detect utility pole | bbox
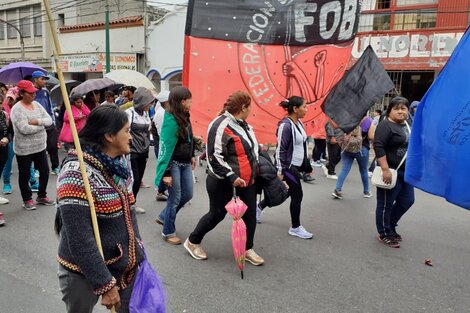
[105,0,111,73]
[0,18,25,61]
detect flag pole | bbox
[42,1,115,312]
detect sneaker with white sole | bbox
[321,165,328,176]
[134,206,146,214]
[312,161,323,168]
[156,192,168,201]
[184,238,208,260]
[326,174,338,180]
[245,249,264,265]
[0,196,9,205]
[363,192,373,198]
[0,212,5,226]
[23,200,37,211]
[288,225,313,239]
[36,197,55,205]
[332,189,343,199]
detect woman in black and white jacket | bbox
[275,96,313,239]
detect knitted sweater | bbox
[56,151,143,295]
[10,101,52,155]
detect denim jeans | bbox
[153,145,167,194]
[375,171,415,236]
[335,146,370,193]
[3,142,14,184]
[158,161,193,236]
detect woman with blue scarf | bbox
[55,105,144,312]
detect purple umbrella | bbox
[0,62,46,85]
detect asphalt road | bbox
[0,151,469,313]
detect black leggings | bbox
[189,175,257,250]
[312,139,326,162]
[131,153,148,199]
[16,150,49,201]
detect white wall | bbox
[58,26,145,54]
[146,7,186,81]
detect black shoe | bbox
[377,235,400,248]
[303,174,315,183]
[391,230,402,242]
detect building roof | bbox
[59,16,144,33]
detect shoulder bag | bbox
[371,121,410,189]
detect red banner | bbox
[184,0,360,143]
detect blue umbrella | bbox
[0,62,46,85]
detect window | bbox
[396,0,437,6]
[168,73,182,90]
[359,13,391,32]
[376,0,391,10]
[394,10,437,30]
[33,5,42,37]
[58,13,65,27]
[149,71,161,93]
[0,23,4,40]
[20,7,31,38]
[7,23,18,39]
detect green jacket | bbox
[154,111,178,186]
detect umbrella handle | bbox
[233,187,237,199]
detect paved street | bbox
[0,151,469,313]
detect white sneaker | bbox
[0,196,9,205]
[321,165,328,177]
[256,203,263,224]
[326,174,338,180]
[288,225,313,239]
[312,161,322,168]
[134,206,146,214]
[363,192,373,198]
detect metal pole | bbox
[41,0,115,312]
[0,18,25,61]
[105,0,111,73]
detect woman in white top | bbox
[273,96,314,239]
[10,80,54,210]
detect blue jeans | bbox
[153,145,167,194]
[335,146,370,193]
[3,142,14,184]
[375,171,415,236]
[158,161,193,236]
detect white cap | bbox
[156,90,170,103]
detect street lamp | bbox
[0,18,25,61]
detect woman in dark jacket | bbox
[184,91,264,266]
[274,96,313,239]
[154,86,195,245]
[55,105,144,312]
[374,96,414,248]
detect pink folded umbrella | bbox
[225,187,248,279]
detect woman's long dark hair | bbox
[167,86,192,139]
[79,105,129,151]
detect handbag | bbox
[129,249,166,313]
[371,121,410,190]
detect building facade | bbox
[354,0,470,106]
[0,0,165,79]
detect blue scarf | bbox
[85,147,129,180]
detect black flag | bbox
[322,46,394,133]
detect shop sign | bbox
[352,31,464,69]
[55,53,137,72]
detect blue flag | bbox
[405,26,470,210]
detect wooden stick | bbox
[42,1,115,312]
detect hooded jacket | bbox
[275,117,312,176]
